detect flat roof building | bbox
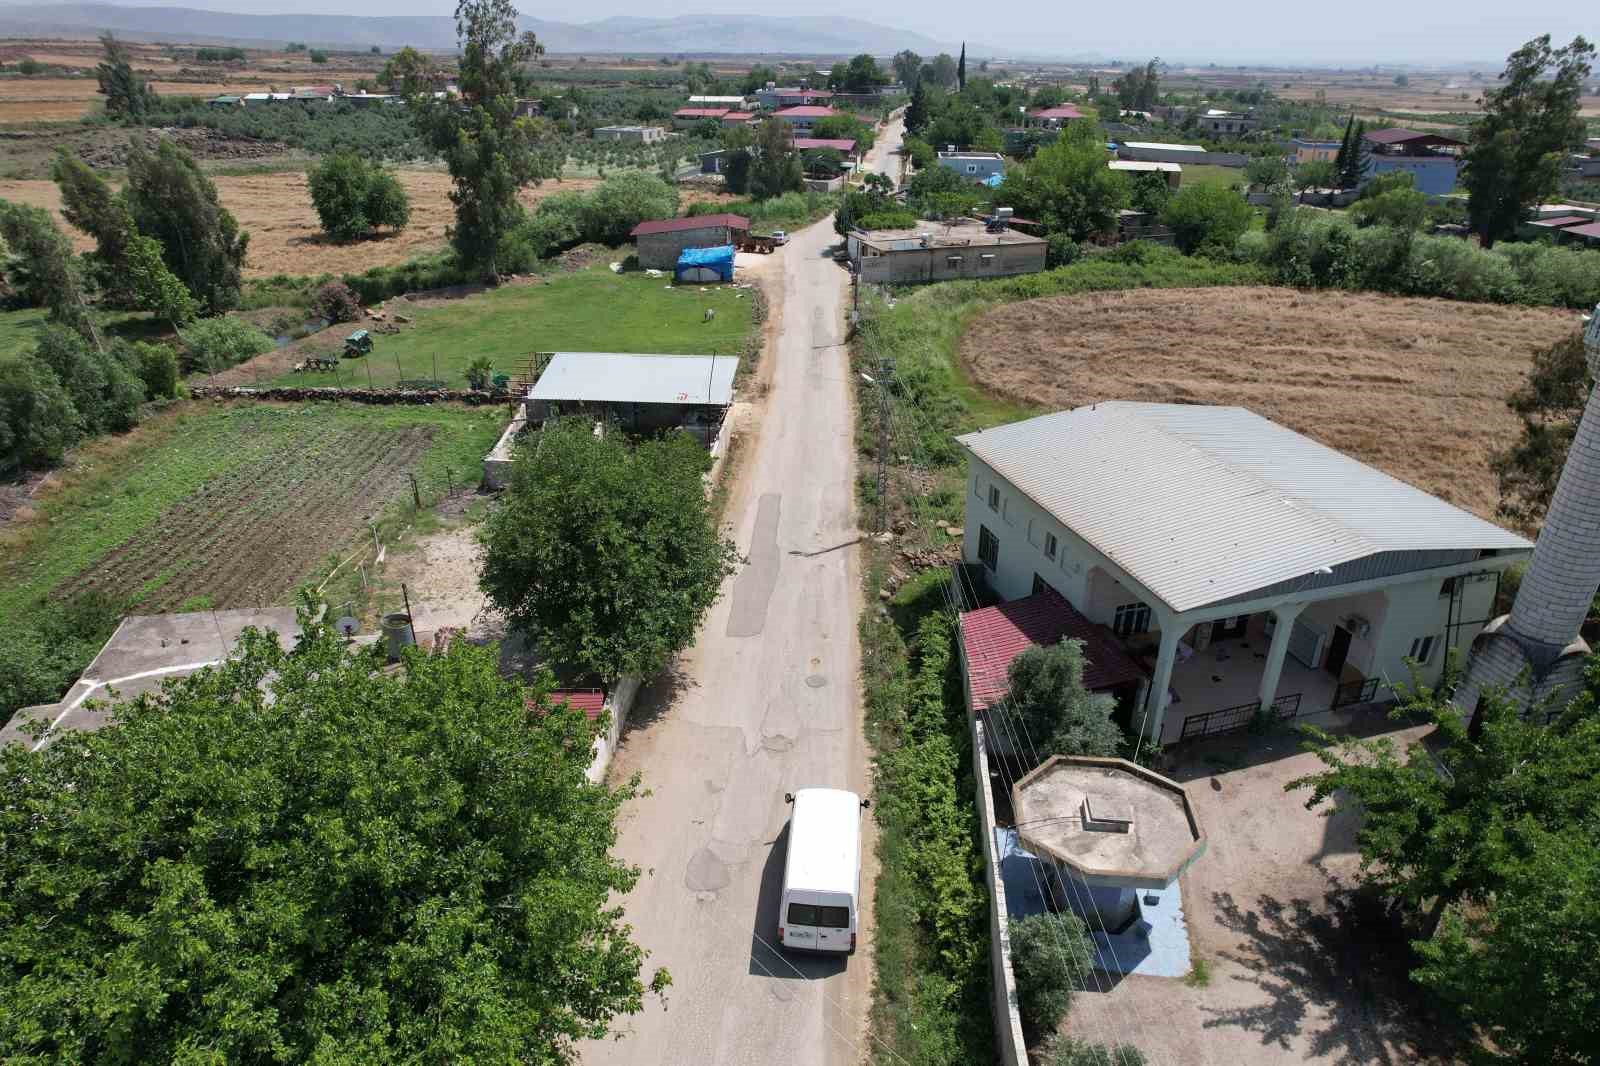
[849,220,1047,284]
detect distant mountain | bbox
[0,3,951,55]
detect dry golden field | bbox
[959,287,1586,522]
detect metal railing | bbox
[1178,692,1304,742]
[1331,677,1381,708]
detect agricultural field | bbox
[957,286,1584,523]
[230,263,755,388]
[1176,163,1244,190]
[0,401,504,618]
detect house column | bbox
[1142,622,1184,745]
[1257,603,1307,710]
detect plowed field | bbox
[958,286,1583,522]
[0,402,504,616]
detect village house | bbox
[753,86,834,109]
[1290,138,1341,164]
[1194,108,1258,135]
[687,95,749,108]
[673,107,730,129]
[956,403,1532,747]
[525,352,738,447]
[1108,159,1182,190]
[594,125,667,143]
[720,111,757,129]
[937,150,1006,183]
[1361,128,1465,196]
[629,213,750,270]
[1026,104,1084,128]
[849,219,1047,284]
[770,105,836,131]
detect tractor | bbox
[343,329,373,358]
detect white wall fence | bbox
[971,715,1029,1066]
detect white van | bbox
[779,788,867,953]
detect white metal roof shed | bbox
[529,352,739,407]
[1108,160,1183,173]
[1120,141,1205,152]
[957,402,1531,613]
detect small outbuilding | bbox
[527,352,739,448]
[850,219,1047,284]
[630,214,751,270]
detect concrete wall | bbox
[858,240,1046,284]
[803,174,846,193]
[587,673,642,784]
[482,401,529,490]
[967,708,1029,1066]
[937,155,1005,181]
[595,126,665,143]
[1364,156,1459,197]
[635,225,737,270]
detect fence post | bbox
[409,473,421,510]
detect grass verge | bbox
[862,560,994,1064]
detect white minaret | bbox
[1456,304,1600,718]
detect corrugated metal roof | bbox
[793,137,857,152]
[960,589,1145,711]
[529,352,738,406]
[1565,222,1600,239]
[1121,140,1204,152]
[1108,160,1182,172]
[1529,215,1591,228]
[957,403,1531,613]
[630,213,750,237]
[773,105,836,117]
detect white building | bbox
[957,403,1533,746]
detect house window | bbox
[945,255,963,269]
[1032,573,1059,598]
[980,253,996,268]
[1113,602,1151,637]
[1409,635,1437,663]
[1044,532,1058,560]
[966,163,978,174]
[1440,576,1457,598]
[987,485,1001,512]
[978,525,1000,572]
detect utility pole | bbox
[864,358,894,534]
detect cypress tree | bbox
[957,43,966,92]
[1332,114,1354,188]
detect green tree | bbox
[1464,35,1595,247]
[581,171,678,245]
[95,32,155,118]
[380,44,439,96]
[1332,114,1356,187]
[415,0,549,282]
[0,199,94,340]
[309,48,329,64]
[749,117,802,201]
[0,614,666,1062]
[1009,911,1093,1030]
[1348,174,1428,230]
[812,112,874,152]
[996,124,1131,242]
[1128,171,1171,215]
[905,80,935,135]
[31,325,143,434]
[1290,658,1600,1062]
[0,355,81,474]
[479,418,739,681]
[1245,154,1290,189]
[956,42,966,92]
[1162,183,1253,255]
[0,595,118,724]
[741,63,777,93]
[832,53,888,94]
[1007,641,1124,759]
[52,150,198,324]
[1295,158,1337,190]
[308,151,412,240]
[925,53,959,90]
[1338,120,1370,188]
[904,162,981,219]
[1491,330,1587,526]
[123,137,249,314]
[892,49,922,88]
[127,339,180,399]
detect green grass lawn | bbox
[0,401,504,619]
[1181,164,1247,191]
[270,265,755,388]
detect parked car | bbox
[770,230,789,245]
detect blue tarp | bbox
[675,244,735,282]
[982,173,1004,188]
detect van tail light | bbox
[851,933,857,951]
[778,926,785,941]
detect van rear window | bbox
[787,903,850,928]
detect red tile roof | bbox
[1363,127,1464,147]
[549,689,607,720]
[774,105,836,118]
[1029,105,1084,120]
[1566,222,1600,240]
[721,111,756,121]
[630,213,752,238]
[675,107,730,119]
[793,137,857,152]
[959,589,1145,712]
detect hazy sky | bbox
[111,0,1594,65]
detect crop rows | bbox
[54,420,434,611]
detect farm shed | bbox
[957,402,1532,747]
[594,125,666,143]
[629,214,751,270]
[1108,159,1182,190]
[675,244,735,283]
[527,352,739,449]
[850,220,1046,284]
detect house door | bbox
[1325,625,1353,678]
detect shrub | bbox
[32,326,144,435]
[1009,910,1093,1031]
[307,153,411,240]
[311,279,362,323]
[1043,1037,1149,1066]
[309,49,328,64]
[342,254,468,304]
[0,595,121,727]
[127,341,180,399]
[580,172,678,246]
[0,355,81,475]
[178,316,273,374]
[1045,233,1082,268]
[465,356,494,390]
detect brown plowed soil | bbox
[958,286,1583,522]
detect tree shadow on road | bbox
[617,663,698,745]
[748,822,847,981]
[1201,878,1462,1066]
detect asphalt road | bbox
[583,118,904,1066]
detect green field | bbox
[1180,164,1247,190]
[270,266,755,388]
[0,401,504,619]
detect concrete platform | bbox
[0,608,302,750]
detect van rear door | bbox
[783,897,853,953]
